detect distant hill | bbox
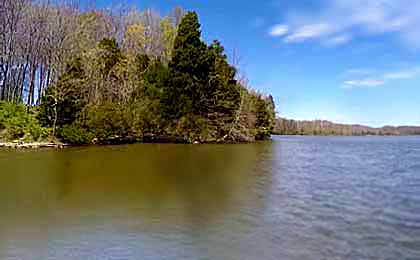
[273,118,420,136]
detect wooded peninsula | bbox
[1,1,418,147]
[0,1,275,145]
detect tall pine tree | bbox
[162,11,211,120]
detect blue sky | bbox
[97,0,420,127]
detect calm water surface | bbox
[0,136,419,260]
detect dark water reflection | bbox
[0,137,420,259]
[0,143,274,260]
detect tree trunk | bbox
[0,62,9,101]
[37,64,44,105]
[27,63,36,107]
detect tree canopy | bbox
[0,2,275,144]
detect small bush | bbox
[0,102,49,142]
[58,124,93,145]
[173,114,212,143]
[81,103,132,141]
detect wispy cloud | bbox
[384,67,420,79]
[343,79,385,88]
[268,24,288,36]
[268,0,420,48]
[343,66,420,89]
[346,69,375,75]
[284,23,333,43]
[324,35,352,46]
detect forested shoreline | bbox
[274,118,420,136]
[0,1,275,145]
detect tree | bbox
[201,40,242,139]
[207,40,240,116]
[38,57,87,134]
[4,4,277,144]
[83,37,124,104]
[0,0,27,102]
[254,95,275,140]
[159,17,176,63]
[162,11,210,120]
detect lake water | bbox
[0,136,419,260]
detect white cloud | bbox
[323,35,352,46]
[384,68,420,79]
[268,24,288,36]
[346,69,375,75]
[284,23,333,42]
[269,0,420,48]
[343,66,420,89]
[343,79,385,88]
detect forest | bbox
[274,118,420,136]
[0,0,275,144]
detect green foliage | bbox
[0,102,49,141]
[58,124,93,145]
[97,38,123,76]
[173,114,210,143]
[161,11,242,141]
[2,4,277,145]
[35,11,276,144]
[129,99,162,137]
[207,40,240,119]
[254,95,276,140]
[160,17,177,62]
[143,59,168,98]
[163,11,211,120]
[38,57,87,128]
[134,54,151,75]
[80,103,132,141]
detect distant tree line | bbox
[0,1,275,144]
[274,118,420,136]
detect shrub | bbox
[58,124,93,145]
[0,102,49,142]
[81,103,132,141]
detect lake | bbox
[0,136,419,260]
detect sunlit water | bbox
[0,136,419,260]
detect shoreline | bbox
[0,136,264,149]
[0,142,69,149]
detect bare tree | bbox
[0,0,28,102]
[0,0,179,105]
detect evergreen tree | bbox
[207,40,240,118]
[162,11,210,120]
[38,57,87,129]
[97,38,123,77]
[255,94,276,140]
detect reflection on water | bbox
[0,143,274,260]
[1,137,420,260]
